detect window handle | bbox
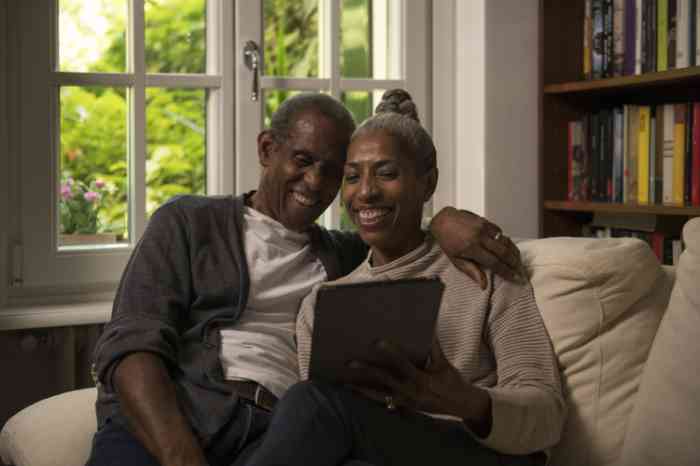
[243,40,261,101]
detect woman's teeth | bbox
[358,208,390,223]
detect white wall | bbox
[433,0,540,239]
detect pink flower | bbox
[83,191,100,203]
[61,184,73,200]
[94,179,105,189]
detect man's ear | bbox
[257,130,278,167]
[423,167,438,202]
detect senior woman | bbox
[239,90,565,466]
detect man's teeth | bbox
[292,192,317,206]
[358,208,390,220]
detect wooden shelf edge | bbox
[544,201,700,216]
[544,67,700,94]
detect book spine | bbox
[663,104,676,203]
[659,0,670,71]
[672,239,683,265]
[591,113,601,200]
[605,0,615,76]
[649,109,657,202]
[673,103,687,204]
[638,106,651,203]
[690,0,697,65]
[585,0,593,78]
[593,0,605,78]
[678,0,690,67]
[568,122,575,200]
[696,0,700,64]
[600,111,609,201]
[636,0,644,73]
[655,104,665,203]
[625,0,638,74]
[651,231,665,261]
[663,236,674,264]
[614,0,627,75]
[693,102,700,205]
[608,111,615,200]
[642,0,650,72]
[628,106,640,202]
[574,121,586,201]
[669,0,678,68]
[651,0,658,71]
[614,107,625,202]
[583,115,592,200]
[685,103,694,204]
[623,105,631,201]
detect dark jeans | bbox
[85,401,272,466]
[242,380,547,466]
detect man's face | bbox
[257,109,348,232]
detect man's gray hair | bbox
[270,93,356,144]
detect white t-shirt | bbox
[219,206,327,398]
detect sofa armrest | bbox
[0,388,97,466]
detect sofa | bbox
[2,218,698,466]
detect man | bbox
[87,93,522,466]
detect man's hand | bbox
[429,207,524,289]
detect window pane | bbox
[341,0,402,79]
[145,0,206,74]
[146,88,207,217]
[59,0,127,72]
[59,86,129,247]
[263,0,320,77]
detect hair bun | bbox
[375,89,419,123]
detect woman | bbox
[241,90,565,466]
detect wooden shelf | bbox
[544,201,700,216]
[544,67,700,95]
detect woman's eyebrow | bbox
[345,159,395,169]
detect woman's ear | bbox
[423,167,438,203]
[257,130,277,167]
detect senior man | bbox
[87,93,522,466]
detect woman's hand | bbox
[429,207,524,289]
[347,339,492,436]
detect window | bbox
[235,0,430,230]
[7,0,233,300]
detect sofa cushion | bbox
[0,388,97,466]
[621,218,700,466]
[518,237,671,466]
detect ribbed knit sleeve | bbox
[296,284,320,381]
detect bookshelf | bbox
[541,0,700,238]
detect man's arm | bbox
[114,353,208,466]
[429,207,524,289]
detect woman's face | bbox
[342,130,430,265]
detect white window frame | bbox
[5,0,234,306]
[235,0,431,229]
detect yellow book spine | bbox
[638,107,651,204]
[673,105,686,204]
[658,0,669,72]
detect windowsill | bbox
[0,301,112,331]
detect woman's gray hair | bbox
[352,89,436,175]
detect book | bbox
[673,103,686,204]
[582,115,593,200]
[626,105,641,203]
[614,0,627,75]
[696,0,700,64]
[658,0,669,71]
[690,0,697,65]
[638,106,652,203]
[569,122,576,200]
[693,102,700,205]
[585,0,593,78]
[636,0,644,73]
[623,106,631,201]
[625,0,638,74]
[672,239,684,264]
[651,231,665,261]
[591,112,601,200]
[649,109,657,202]
[677,0,690,67]
[650,0,658,71]
[663,104,675,203]
[614,108,625,202]
[685,103,693,204]
[654,105,665,203]
[605,0,615,76]
[593,0,605,78]
[603,110,614,201]
[669,0,678,68]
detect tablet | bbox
[308,276,445,384]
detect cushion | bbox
[518,237,672,466]
[0,388,97,466]
[621,218,700,466]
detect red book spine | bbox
[651,232,665,262]
[568,122,575,201]
[693,102,700,206]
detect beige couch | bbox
[2,218,698,466]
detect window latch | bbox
[243,40,261,101]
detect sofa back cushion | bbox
[620,218,700,466]
[518,237,672,466]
